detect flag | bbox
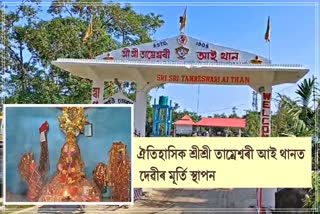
[265,16,271,42]
[83,16,94,42]
[39,121,49,143]
[179,7,187,33]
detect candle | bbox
[63,190,69,198]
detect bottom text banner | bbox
[133,137,312,188]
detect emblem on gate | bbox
[175,46,189,59]
[250,56,263,64]
[103,52,114,60]
[177,34,188,46]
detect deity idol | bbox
[18,121,49,201]
[17,107,130,203]
[92,142,131,202]
[56,135,85,185]
[37,107,101,202]
[108,142,131,202]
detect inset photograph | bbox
[3,105,133,205]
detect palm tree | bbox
[275,77,320,209]
[274,77,319,137]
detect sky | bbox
[129,1,319,116]
[3,1,319,117]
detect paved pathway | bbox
[84,188,257,213]
[11,188,258,213]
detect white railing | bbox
[54,58,305,69]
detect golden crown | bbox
[58,107,88,137]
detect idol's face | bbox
[62,144,77,158]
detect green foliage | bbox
[145,95,154,137]
[304,172,320,209]
[243,111,260,137]
[2,1,318,142]
[213,113,227,118]
[273,77,318,137]
[172,110,202,124]
[243,77,319,138]
[2,0,164,104]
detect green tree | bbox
[145,95,155,137]
[172,109,201,124]
[274,77,319,137]
[243,111,260,137]
[304,172,320,209]
[213,113,227,118]
[2,0,164,104]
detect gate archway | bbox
[52,33,309,211]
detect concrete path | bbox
[84,188,257,213]
[11,188,258,213]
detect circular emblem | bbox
[177,48,187,58]
[175,47,189,59]
[177,34,188,46]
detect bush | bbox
[311,138,319,169]
[304,172,320,209]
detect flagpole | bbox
[268,40,271,62]
[258,16,271,214]
[197,84,200,113]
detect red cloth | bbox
[39,121,49,133]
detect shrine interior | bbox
[5,106,132,203]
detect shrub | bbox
[304,172,320,209]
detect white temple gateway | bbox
[52,33,309,211]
